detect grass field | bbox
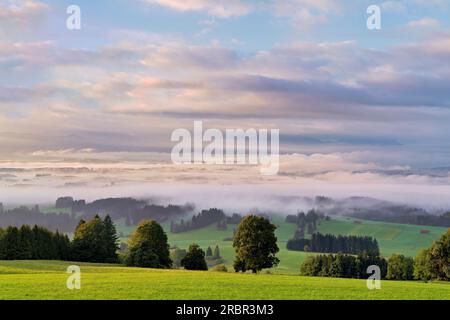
[115,215,448,275]
[0,260,449,300]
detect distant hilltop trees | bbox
[170,210,249,234]
[347,210,450,228]
[0,197,196,232]
[170,208,226,233]
[56,196,86,213]
[285,209,324,237]
[55,197,194,224]
[285,209,380,255]
[0,204,79,232]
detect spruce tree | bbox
[103,215,119,263]
[206,246,213,258]
[213,245,221,259]
[18,225,33,259]
[4,227,21,259]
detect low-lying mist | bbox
[2,182,450,215]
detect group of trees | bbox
[300,253,388,279]
[55,197,86,213]
[0,209,281,274]
[170,208,226,233]
[129,215,280,274]
[124,204,194,226]
[125,220,211,271]
[0,214,119,263]
[287,233,380,256]
[387,254,414,280]
[0,197,194,234]
[206,245,221,260]
[286,210,324,238]
[70,215,119,263]
[129,215,281,274]
[414,228,450,281]
[0,225,70,260]
[300,229,450,281]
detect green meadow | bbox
[0,260,449,300]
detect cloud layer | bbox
[1,1,450,206]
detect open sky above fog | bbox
[1,0,450,207]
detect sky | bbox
[1,0,450,208]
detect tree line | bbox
[287,233,379,256]
[0,215,119,263]
[347,210,450,228]
[0,225,71,260]
[300,253,416,280]
[300,228,450,281]
[300,253,388,279]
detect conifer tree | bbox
[206,246,213,258]
[213,245,221,259]
[103,215,119,263]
